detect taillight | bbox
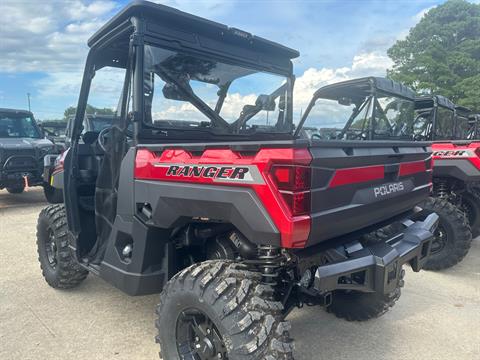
[270,165,311,216]
[475,147,480,158]
[271,165,311,191]
[53,149,68,173]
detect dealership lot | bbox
[0,188,479,360]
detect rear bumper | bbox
[313,212,438,295]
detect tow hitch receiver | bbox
[314,213,439,295]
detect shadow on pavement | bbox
[0,188,47,210]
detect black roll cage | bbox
[295,77,415,140]
[64,3,298,238]
[414,95,461,141]
[71,22,297,143]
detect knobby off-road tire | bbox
[156,260,294,360]
[326,229,405,321]
[327,283,403,321]
[421,197,472,270]
[6,184,25,194]
[462,189,480,238]
[43,183,63,204]
[36,204,88,289]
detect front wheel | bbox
[420,197,472,270]
[36,204,88,288]
[156,261,294,360]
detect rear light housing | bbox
[270,164,311,216]
[475,147,480,158]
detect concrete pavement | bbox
[0,188,479,360]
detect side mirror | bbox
[256,94,276,111]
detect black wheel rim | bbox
[431,224,447,254]
[45,227,58,268]
[176,308,228,360]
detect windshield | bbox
[412,109,434,141]
[42,125,67,137]
[0,113,41,138]
[434,107,454,140]
[300,91,415,140]
[143,45,292,135]
[87,116,113,132]
[455,115,470,140]
[467,117,478,140]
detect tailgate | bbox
[307,140,432,246]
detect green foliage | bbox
[63,104,114,120]
[387,0,480,111]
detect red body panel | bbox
[432,142,480,171]
[329,165,385,188]
[135,148,312,248]
[135,147,431,248]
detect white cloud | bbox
[293,51,392,113]
[0,1,117,73]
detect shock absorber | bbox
[257,245,283,287]
[434,179,449,199]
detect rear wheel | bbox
[36,204,88,288]
[327,283,402,321]
[6,184,25,194]
[156,261,294,360]
[327,228,405,321]
[421,197,472,270]
[43,183,63,204]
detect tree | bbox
[63,104,114,120]
[387,0,480,111]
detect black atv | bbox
[36,2,438,359]
[0,108,57,197]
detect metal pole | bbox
[27,93,31,112]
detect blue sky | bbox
[0,0,454,120]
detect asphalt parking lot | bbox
[0,188,479,360]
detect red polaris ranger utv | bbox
[36,2,438,359]
[414,96,476,269]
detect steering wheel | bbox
[97,126,112,153]
[311,133,322,140]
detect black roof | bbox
[455,105,471,116]
[415,95,455,111]
[0,108,33,116]
[315,77,416,102]
[88,1,299,60]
